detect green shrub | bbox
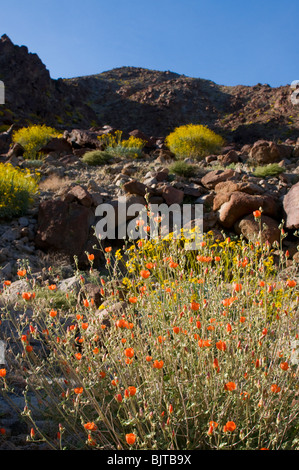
[12,124,62,160]
[0,163,39,219]
[165,124,225,160]
[169,160,195,177]
[81,150,112,166]
[253,163,285,178]
[97,131,145,159]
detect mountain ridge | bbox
[0,34,298,143]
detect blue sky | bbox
[1,0,298,87]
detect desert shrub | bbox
[97,131,145,159]
[169,160,195,177]
[81,150,112,166]
[12,124,62,160]
[165,124,225,160]
[0,216,298,450]
[0,163,39,219]
[253,163,285,178]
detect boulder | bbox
[39,137,73,154]
[35,199,95,257]
[62,185,93,207]
[213,180,265,211]
[218,192,279,228]
[234,214,281,245]
[158,183,185,205]
[249,140,293,165]
[123,180,156,197]
[200,169,239,189]
[283,181,299,229]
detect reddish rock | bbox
[217,150,239,165]
[283,181,299,229]
[123,180,156,197]
[249,140,293,164]
[62,185,93,207]
[158,183,185,205]
[200,169,239,189]
[218,192,279,228]
[35,200,95,256]
[39,137,73,154]
[213,180,265,211]
[234,214,281,245]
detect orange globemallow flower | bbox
[224,381,236,391]
[0,369,7,378]
[22,292,35,301]
[128,386,137,396]
[87,253,95,261]
[83,422,97,431]
[223,421,236,432]
[50,309,57,318]
[207,421,218,435]
[190,301,200,311]
[286,279,296,288]
[153,360,164,369]
[17,269,27,277]
[105,247,112,253]
[74,387,83,395]
[173,326,180,334]
[233,283,242,292]
[280,362,289,371]
[216,340,227,351]
[129,296,138,304]
[124,348,134,358]
[271,384,281,393]
[253,210,261,218]
[140,269,150,279]
[125,433,136,445]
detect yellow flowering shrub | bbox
[97,131,145,158]
[12,124,62,160]
[0,163,39,218]
[165,124,225,160]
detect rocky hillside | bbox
[1,34,299,143]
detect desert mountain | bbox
[0,33,298,143]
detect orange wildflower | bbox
[271,384,281,393]
[253,210,261,218]
[74,387,83,395]
[0,369,7,378]
[216,340,227,351]
[153,360,164,369]
[125,433,136,445]
[223,421,236,432]
[124,348,134,358]
[224,381,236,391]
[140,269,150,279]
[83,422,97,431]
[286,279,296,288]
[17,269,26,277]
[280,362,289,371]
[190,301,200,311]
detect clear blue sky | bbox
[1,0,298,87]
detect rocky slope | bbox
[1,34,299,143]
